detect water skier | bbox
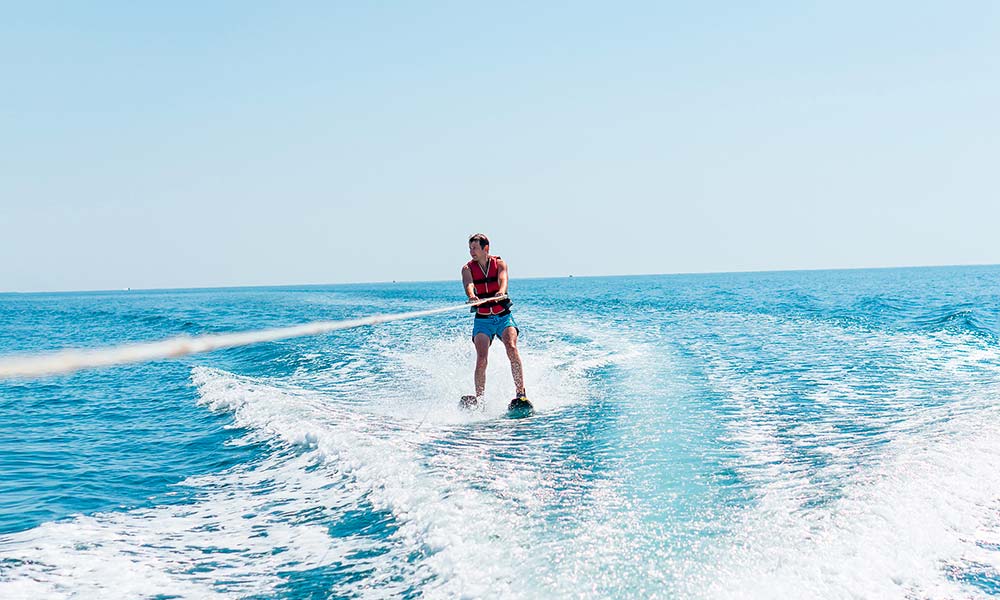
[461,233,533,414]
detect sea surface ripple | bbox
[2,266,1000,598]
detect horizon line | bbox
[2,261,997,296]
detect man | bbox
[461,233,533,413]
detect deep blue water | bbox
[2,266,1000,598]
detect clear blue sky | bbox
[2,2,998,292]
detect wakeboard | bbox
[506,396,535,419]
[459,395,480,409]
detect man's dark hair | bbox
[468,233,490,249]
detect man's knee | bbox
[474,333,491,349]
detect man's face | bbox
[469,241,488,261]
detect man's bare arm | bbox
[496,259,509,296]
[461,265,477,300]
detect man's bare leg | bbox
[474,333,491,397]
[500,327,525,397]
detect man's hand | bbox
[466,296,480,304]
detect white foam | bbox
[189,366,580,598]
[0,446,364,598]
[681,311,1000,598]
[706,396,1000,599]
[286,309,638,425]
[0,317,638,598]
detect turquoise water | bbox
[2,267,1000,598]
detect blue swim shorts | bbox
[472,312,519,342]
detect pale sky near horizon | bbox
[2,2,998,292]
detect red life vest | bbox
[468,256,513,316]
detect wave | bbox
[0,317,644,598]
[0,367,541,598]
[674,310,1000,598]
[910,303,995,339]
[851,294,918,316]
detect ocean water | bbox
[2,266,1000,599]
